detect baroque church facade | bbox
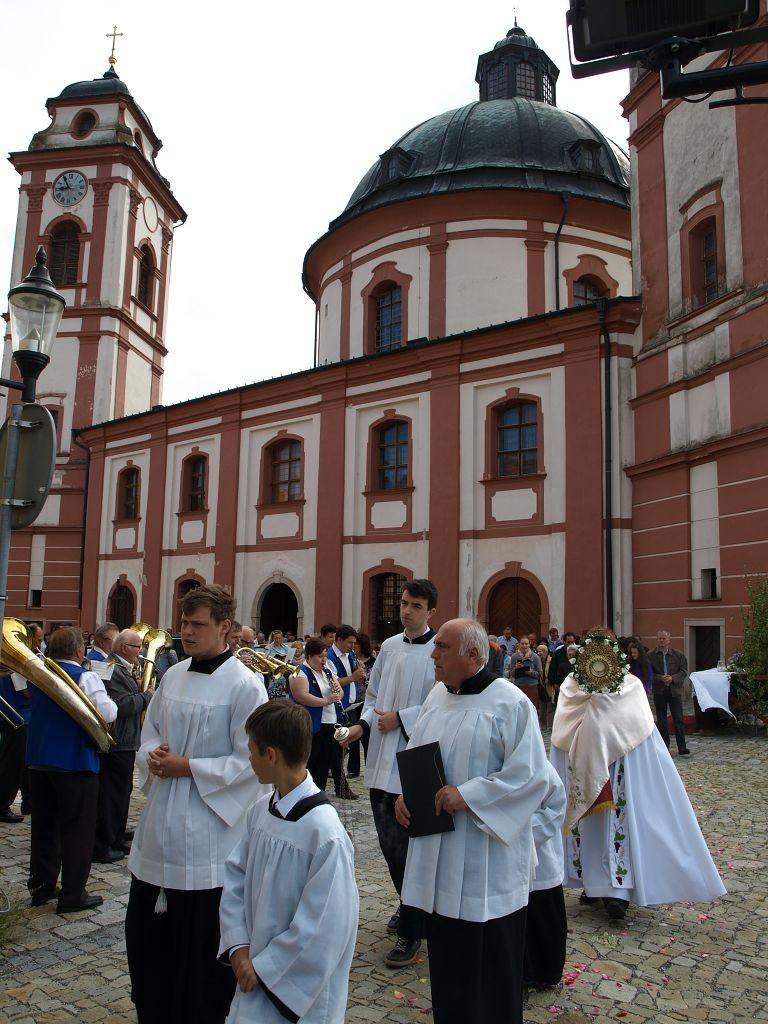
[3,24,767,666]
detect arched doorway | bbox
[108,583,135,630]
[487,577,542,640]
[370,572,408,643]
[259,583,298,638]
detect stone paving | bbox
[0,732,766,1023]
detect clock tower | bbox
[1,60,186,628]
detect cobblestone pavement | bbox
[0,732,766,1023]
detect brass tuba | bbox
[1,618,114,753]
[130,623,172,691]
[236,647,301,679]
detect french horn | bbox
[1,618,114,752]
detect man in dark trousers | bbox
[649,630,691,755]
[93,629,152,863]
[27,627,118,912]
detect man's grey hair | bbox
[656,629,671,638]
[112,629,141,655]
[457,620,490,664]
[94,622,118,644]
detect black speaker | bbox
[568,0,760,60]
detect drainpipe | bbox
[313,302,320,368]
[596,297,615,631]
[554,192,571,311]
[71,430,91,617]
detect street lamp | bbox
[0,247,64,620]
[6,247,65,402]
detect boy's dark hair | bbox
[181,584,236,625]
[245,700,312,767]
[335,624,357,642]
[402,578,438,610]
[49,627,85,660]
[319,623,337,638]
[304,637,326,659]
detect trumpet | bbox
[0,618,113,752]
[236,647,301,679]
[130,622,173,691]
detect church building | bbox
[2,23,766,666]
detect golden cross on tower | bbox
[106,24,123,66]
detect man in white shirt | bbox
[340,579,438,967]
[125,584,268,1024]
[395,619,548,1024]
[26,627,118,913]
[87,622,118,663]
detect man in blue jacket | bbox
[27,627,117,912]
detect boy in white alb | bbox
[126,585,268,1024]
[339,578,438,967]
[220,701,358,1024]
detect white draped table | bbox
[689,669,734,718]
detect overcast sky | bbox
[0,1,630,407]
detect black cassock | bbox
[523,884,568,987]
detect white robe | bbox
[402,677,549,922]
[531,761,566,893]
[550,728,726,905]
[128,655,269,890]
[361,631,437,794]
[218,790,358,1024]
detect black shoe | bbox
[347,772,360,778]
[0,808,24,823]
[386,909,401,934]
[56,892,103,914]
[93,848,125,864]
[579,891,598,905]
[116,839,132,854]
[384,936,421,968]
[679,748,691,755]
[603,897,628,920]
[29,885,59,907]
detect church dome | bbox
[331,26,629,231]
[55,66,133,101]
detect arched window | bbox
[487,62,508,99]
[515,62,537,99]
[372,572,409,642]
[542,74,553,105]
[134,130,143,152]
[691,217,720,306]
[175,577,203,631]
[72,110,96,139]
[269,439,302,503]
[375,285,402,352]
[497,402,538,478]
[137,245,154,308]
[117,466,140,520]
[377,421,409,490]
[573,276,606,306]
[108,582,135,631]
[182,454,208,512]
[49,222,80,287]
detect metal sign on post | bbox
[0,403,56,529]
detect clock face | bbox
[52,171,87,206]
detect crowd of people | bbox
[0,582,725,1024]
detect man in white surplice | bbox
[338,578,438,967]
[125,585,268,1024]
[550,628,725,921]
[395,619,549,1024]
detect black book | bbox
[396,741,455,838]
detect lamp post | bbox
[0,248,65,620]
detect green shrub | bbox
[729,575,768,724]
